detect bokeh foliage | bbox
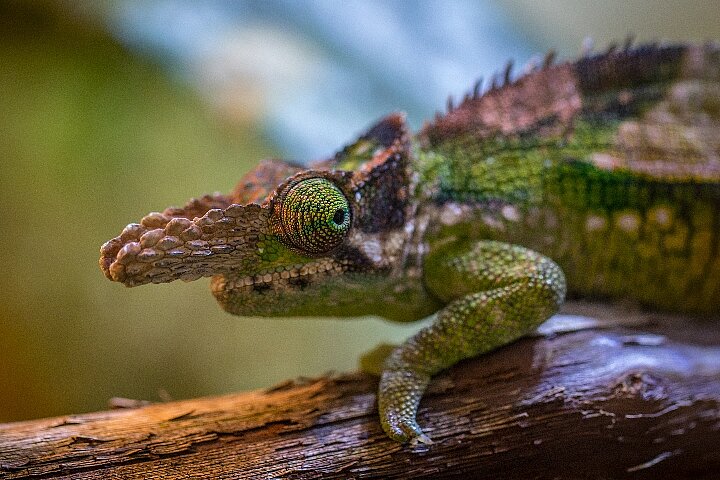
[0,3,274,420]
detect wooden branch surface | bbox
[1,303,720,479]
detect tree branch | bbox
[1,304,719,479]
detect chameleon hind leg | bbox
[379,240,566,443]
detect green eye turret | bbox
[276,177,351,254]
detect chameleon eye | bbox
[278,177,351,254]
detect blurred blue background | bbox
[1,0,718,422]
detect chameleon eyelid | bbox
[274,177,352,255]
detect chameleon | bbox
[100,42,720,444]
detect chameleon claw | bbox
[411,431,434,446]
[382,410,433,445]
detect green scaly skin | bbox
[100,43,720,444]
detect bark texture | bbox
[1,304,719,479]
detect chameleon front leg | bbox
[379,240,566,443]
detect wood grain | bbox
[1,305,719,479]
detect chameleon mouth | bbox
[212,256,344,295]
[99,195,272,287]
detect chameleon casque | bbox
[100,43,720,444]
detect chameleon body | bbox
[100,43,720,444]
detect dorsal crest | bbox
[419,43,698,147]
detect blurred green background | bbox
[1,0,719,423]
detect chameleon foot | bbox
[359,343,397,376]
[379,367,434,444]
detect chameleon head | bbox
[99,114,416,317]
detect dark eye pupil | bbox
[332,208,345,225]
